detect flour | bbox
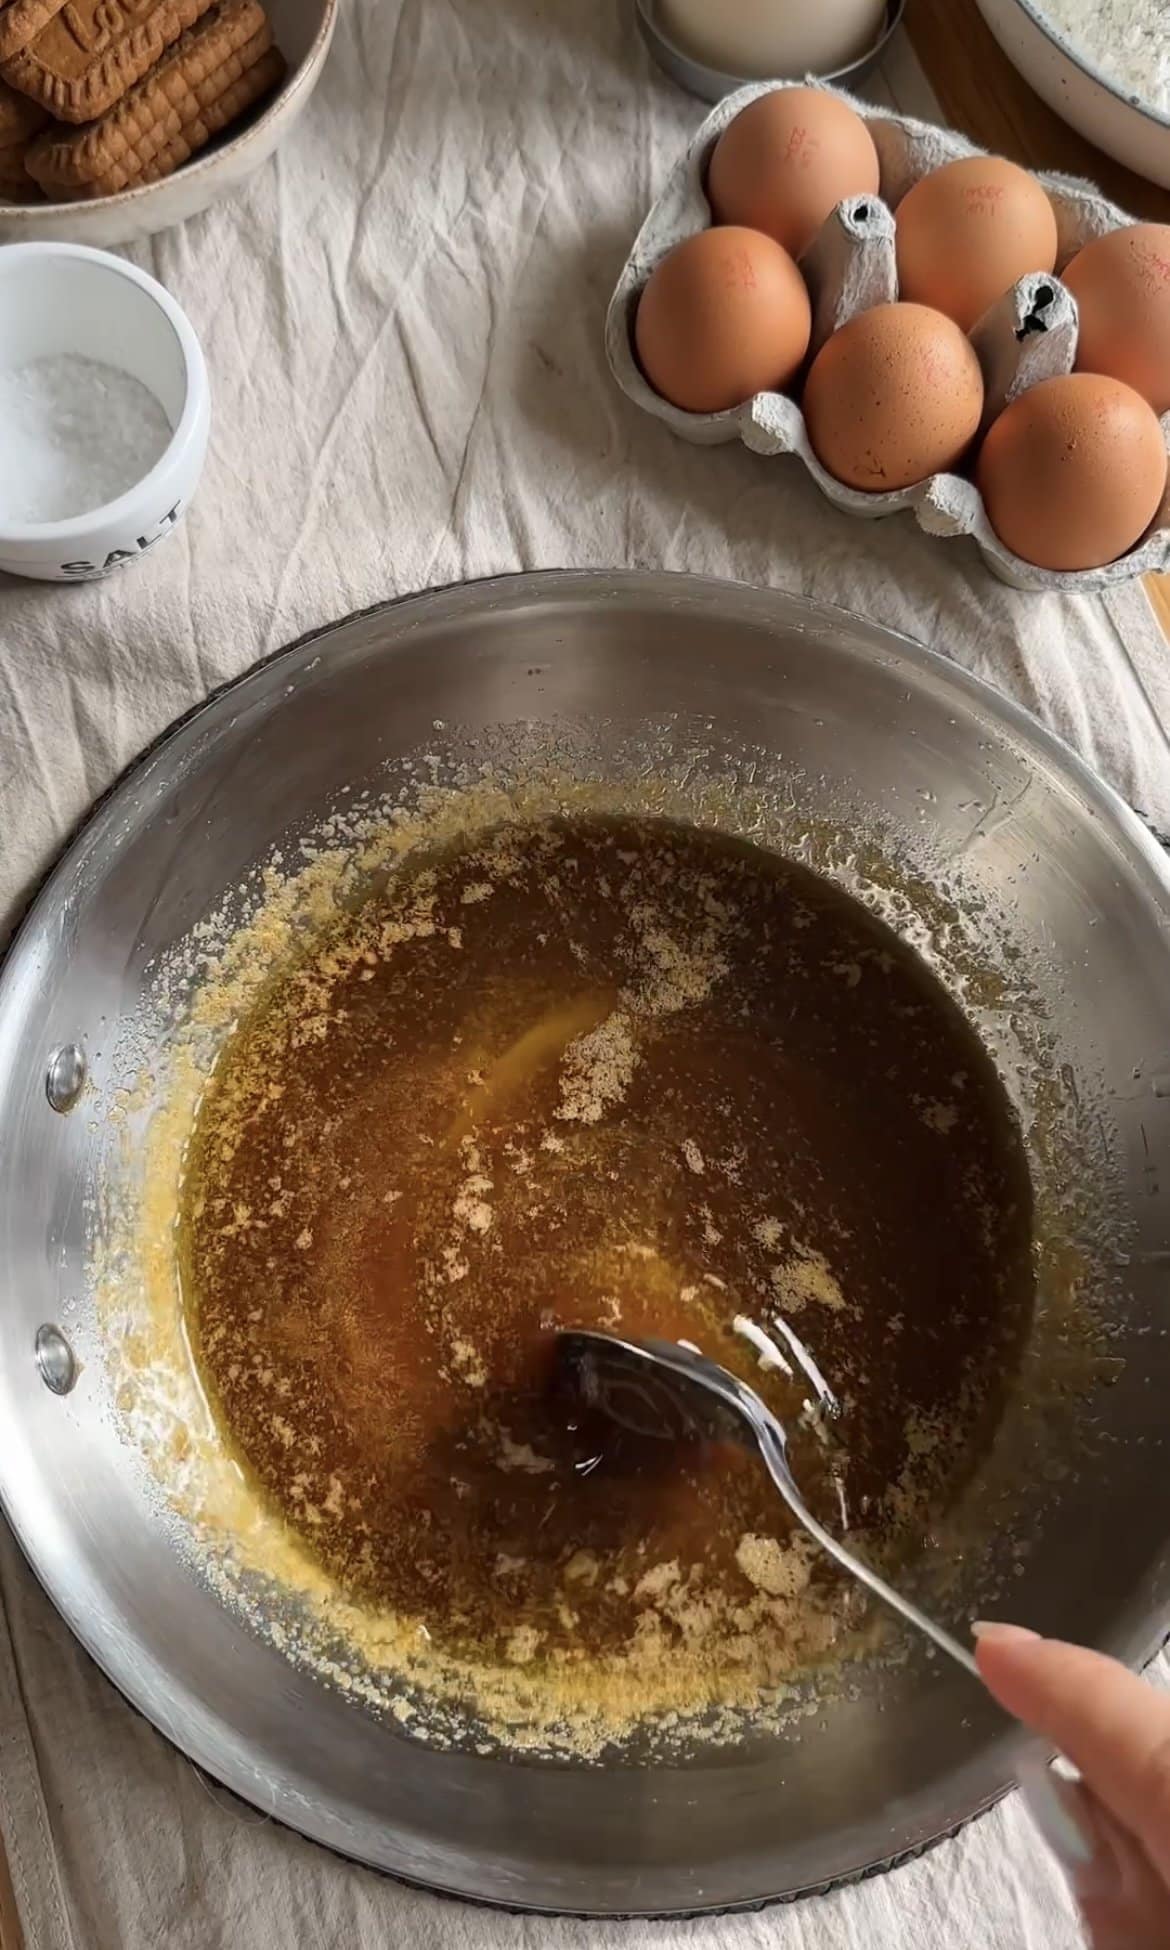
[554,1011,638,1125]
[1038,0,1170,114]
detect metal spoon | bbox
[557,1328,1092,1875]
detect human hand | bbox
[975,1622,1170,1949]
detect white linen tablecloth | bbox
[1,4,1168,1944]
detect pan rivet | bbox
[45,1044,86,1112]
[35,1325,78,1395]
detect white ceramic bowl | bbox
[0,0,336,248]
[975,0,1170,190]
[0,242,209,581]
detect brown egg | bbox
[976,373,1167,572]
[707,87,880,261]
[634,226,812,415]
[802,302,984,492]
[895,157,1058,333]
[1062,223,1170,416]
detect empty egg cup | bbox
[0,241,209,583]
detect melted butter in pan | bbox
[181,815,1033,1683]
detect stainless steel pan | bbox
[0,571,1168,1915]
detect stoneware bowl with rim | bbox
[0,0,337,248]
[974,0,1170,189]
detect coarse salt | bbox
[0,353,172,525]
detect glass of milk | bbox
[658,0,889,76]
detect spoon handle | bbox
[753,1422,1093,1876]
[754,1420,979,1675]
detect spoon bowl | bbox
[558,1327,1090,1875]
[558,1329,980,1671]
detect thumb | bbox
[974,1623,1170,1889]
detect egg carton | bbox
[605,79,1170,593]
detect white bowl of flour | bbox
[0,243,209,582]
[975,0,1170,188]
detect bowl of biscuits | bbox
[0,0,334,244]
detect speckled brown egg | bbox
[976,373,1167,572]
[802,302,984,492]
[895,157,1058,333]
[707,88,881,262]
[634,226,812,415]
[1062,223,1170,417]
